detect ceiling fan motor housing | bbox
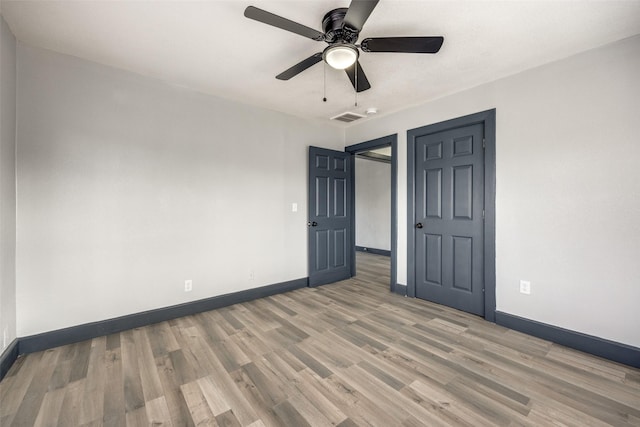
[322,8,359,44]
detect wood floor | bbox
[1,252,639,426]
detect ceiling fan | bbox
[244,0,444,93]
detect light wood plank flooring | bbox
[1,252,639,426]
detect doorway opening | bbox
[345,135,398,293]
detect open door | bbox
[308,146,352,287]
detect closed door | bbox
[308,146,352,287]
[413,123,485,316]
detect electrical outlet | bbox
[249,270,255,280]
[520,280,531,295]
[291,203,298,212]
[184,280,193,292]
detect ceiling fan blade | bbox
[345,61,371,92]
[361,36,444,53]
[343,0,380,31]
[276,53,323,80]
[244,6,325,41]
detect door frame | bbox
[407,110,496,321]
[345,134,398,293]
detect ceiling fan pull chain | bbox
[323,62,327,102]
[354,61,358,107]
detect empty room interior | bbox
[1,1,639,425]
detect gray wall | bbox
[355,157,390,251]
[9,28,640,351]
[16,44,344,337]
[0,15,17,355]
[346,35,640,348]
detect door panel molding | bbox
[407,110,496,321]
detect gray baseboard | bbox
[393,283,408,296]
[495,311,640,369]
[11,277,308,367]
[0,339,19,381]
[356,246,391,257]
[8,283,635,382]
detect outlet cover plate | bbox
[520,280,531,295]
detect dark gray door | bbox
[308,146,352,287]
[413,123,485,315]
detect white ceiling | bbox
[2,1,640,126]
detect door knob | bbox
[415,223,423,229]
[308,221,318,227]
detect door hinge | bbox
[482,138,486,149]
[482,209,485,219]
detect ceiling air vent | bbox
[330,112,366,123]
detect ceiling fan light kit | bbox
[323,44,359,69]
[244,0,443,93]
